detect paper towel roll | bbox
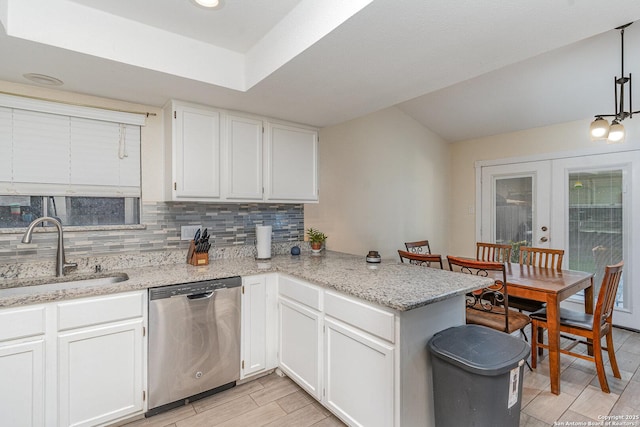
[256,225,272,259]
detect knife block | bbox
[187,240,209,266]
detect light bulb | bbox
[607,121,625,143]
[589,117,610,140]
[193,0,219,8]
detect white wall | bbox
[305,106,450,260]
[0,80,165,201]
[449,118,640,258]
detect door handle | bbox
[540,236,548,242]
[187,291,215,300]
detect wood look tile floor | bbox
[119,327,640,427]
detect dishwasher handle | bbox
[187,291,215,300]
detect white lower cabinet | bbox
[0,305,47,427]
[277,275,396,426]
[58,319,144,427]
[241,274,277,379]
[323,290,396,426]
[277,275,323,399]
[324,319,394,427]
[278,297,323,399]
[56,291,146,427]
[0,339,45,427]
[0,290,147,427]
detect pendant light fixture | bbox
[589,22,639,144]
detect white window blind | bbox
[0,95,144,197]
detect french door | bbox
[479,151,640,330]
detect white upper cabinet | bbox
[265,123,318,202]
[224,115,263,201]
[166,101,221,201]
[165,100,318,203]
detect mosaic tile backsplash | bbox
[0,201,305,265]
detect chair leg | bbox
[537,326,544,357]
[605,329,621,379]
[593,336,610,393]
[531,320,538,369]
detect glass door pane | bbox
[568,170,624,308]
[495,177,533,261]
[552,151,639,330]
[481,161,551,263]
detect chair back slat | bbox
[404,240,431,255]
[594,261,624,326]
[476,242,512,263]
[447,255,510,333]
[398,250,443,269]
[519,247,564,271]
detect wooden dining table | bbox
[499,262,594,395]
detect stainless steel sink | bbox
[0,273,129,293]
[51,273,129,288]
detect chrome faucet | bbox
[22,216,77,277]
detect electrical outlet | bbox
[181,225,201,241]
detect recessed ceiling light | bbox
[23,73,64,86]
[191,0,220,8]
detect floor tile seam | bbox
[193,391,256,414]
[520,411,554,426]
[524,389,581,418]
[276,398,320,416]
[164,405,199,427]
[220,401,287,427]
[249,384,301,408]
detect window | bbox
[0,195,140,228]
[0,93,145,228]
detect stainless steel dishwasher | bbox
[146,276,241,416]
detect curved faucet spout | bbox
[22,216,77,277]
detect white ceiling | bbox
[2,0,640,142]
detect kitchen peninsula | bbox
[0,250,493,426]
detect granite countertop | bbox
[0,251,493,312]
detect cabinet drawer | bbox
[0,305,46,342]
[57,291,145,331]
[325,291,395,343]
[278,275,321,311]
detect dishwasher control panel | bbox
[149,276,241,300]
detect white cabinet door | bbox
[0,339,45,427]
[324,318,394,427]
[172,102,221,200]
[225,115,263,200]
[265,123,318,202]
[278,297,322,399]
[241,275,267,378]
[58,319,144,427]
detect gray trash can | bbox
[428,324,530,427]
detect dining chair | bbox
[398,250,443,269]
[519,246,564,270]
[476,242,512,263]
[530,261,624,393]
[404,240,431,254]
[510,247,566,313]
[447,256,531,335]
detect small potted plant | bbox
[306,227,327,253]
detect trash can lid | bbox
[428,325,530,376]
